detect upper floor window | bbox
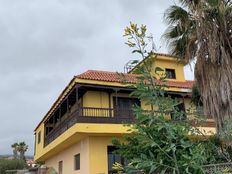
[165,68,176,79]
[113,97,140,117]
[38,131,41,144]
[113,97,140,109]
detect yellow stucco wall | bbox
[83,91,110,117]
[44,136,123,174]
[130,55,186,81]
[83,91,110,108]
[45,137,89,174]
[83,91,134,108]
[89,136,123,174]
[35,123,45,157]
[34,123,130,162]
[153,57,185,81]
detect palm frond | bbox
[206,0,220,7]
[164,5,189,25]
[163,4,195,60]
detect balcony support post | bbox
[59,107,61,123]
[76,86,79,103]
[67,97,69,112]
[75,85,79,119]
[52,115,55,125]
[108,91,112,117]
[114,89,118,106]
[113,88,119,122]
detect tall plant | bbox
[113,22,210,174]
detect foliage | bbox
[163,0,232,133]
[0,159,26,174]
[112,22,216,174]
[46,167,57,174]
[196,135,232,164]
[191,85,203,107]
[113,113,208,173]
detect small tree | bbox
[17,142,28,161]
[112,22,216,174]
[11,143,19,159]
[11,142,28,161]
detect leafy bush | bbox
[0,159,26,174]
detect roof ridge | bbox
[76,69,141,77]
[154,52,179,58]
[85,69,123,74]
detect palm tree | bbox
[163,0,232,134]
[17,142,28,161]
[11,143,19,159]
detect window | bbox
[108,146,128,174]
[171,102,186,120]
[58,161,63,174]
[37,131,41,144]
[74,154,80,170]
[165,68,176,79]
[113,97,140,117]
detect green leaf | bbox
[132,50,142,54]
[149,165,157,174]
[154,66,164,73]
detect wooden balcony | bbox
[44,107,135,146]
[44,107,215,146]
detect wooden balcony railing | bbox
[44,107,135,146]
[44,107,214,146]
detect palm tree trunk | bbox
[194,1,232,135]
[13,149,18,159]
[195,58,232,134]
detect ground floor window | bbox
[58,161,63,174]
[74,153,80,170]
[108,146,127,174]
[171,102,186,120]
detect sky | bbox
[0,0,194,156]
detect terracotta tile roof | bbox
[76,70,194,89]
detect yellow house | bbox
[34,53,215,174]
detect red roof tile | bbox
[76,70,194,89]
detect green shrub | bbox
[0,159,26,174]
